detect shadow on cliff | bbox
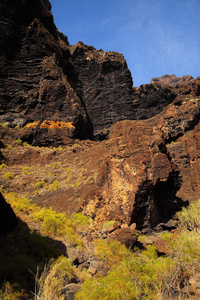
[131,170,188,232]
[0,217,67,295]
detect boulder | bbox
[108,228,138,248]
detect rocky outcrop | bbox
[0,0,87,142]
[0,0,181,144]
[0,192,18,234]
[151,74,194,86]
[70,42,135,138]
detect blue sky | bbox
[50,0,200,87]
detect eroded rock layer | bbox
[1,0,182,143]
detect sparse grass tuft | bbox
[4,172,14,180]
[0,163,7,170]
[36,180,46,188]
[48,180,61,192]
[15,138,23,146]
[36,256,75,300]
[102,220,116,229]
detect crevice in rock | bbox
[165,108,200,145]
[130,168,185,232]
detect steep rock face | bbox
[131,83,176,120]
[70,42,178,138]
[0,192,18,234]
[0,0,87,142]
[70,42,135,138]
[0,0,180,144]
[77,91,200,230]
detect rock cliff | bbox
[1,0,179,143]
[0,0,200,232]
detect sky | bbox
[50,0,200,87]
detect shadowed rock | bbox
[0,192,18,234]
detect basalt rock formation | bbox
[1,0,179,143]
[1,0,200,233]
[151,74,194,87]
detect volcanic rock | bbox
[151,74,194,86]
[108,228,138,248]
[0,0,181,144]
[0,0,87,142]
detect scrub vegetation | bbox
[1,192,200,299]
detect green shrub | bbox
[102,220,116,229]
[76,245,177,300]
[15,138,23,145]
[74,181,81,189]
[22,167,28,175]
[72,213,93,232]
[177,199,200,231]
[31,207,83,246]
[0,282,29,300]
[36,180,46,188]
[0,163,7,170]
[5,193,37,214]
[170,200,200,266]
[36,256,74,300]
[93,239,129,268]
[4,172,14,180]
[48,180,61,192]
[22,142,29,146]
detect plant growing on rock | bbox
[36,180,46,188]
[36,256,75,300]
[102,220,116,229]
[15,138,23,145]
[0,163,7,170]
[72,213,93,232]
[4,172,14,180]
[48,180,61,192]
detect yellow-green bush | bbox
[170,199,200,266]
[5,193,84,247]
[36,180,46,188]
[93,239,129,268]
[76,245,177,300]
[36,256,74,300]
[177,199,200,231]
[15,138,23,145]
[0,282,28,300]
[0,163,7,170]
[31,207,83,247]
[48,180,61,192]
[5,193,37,214]
[102,220,116,229]
[72,213,93,232]
[4,172,14,180]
